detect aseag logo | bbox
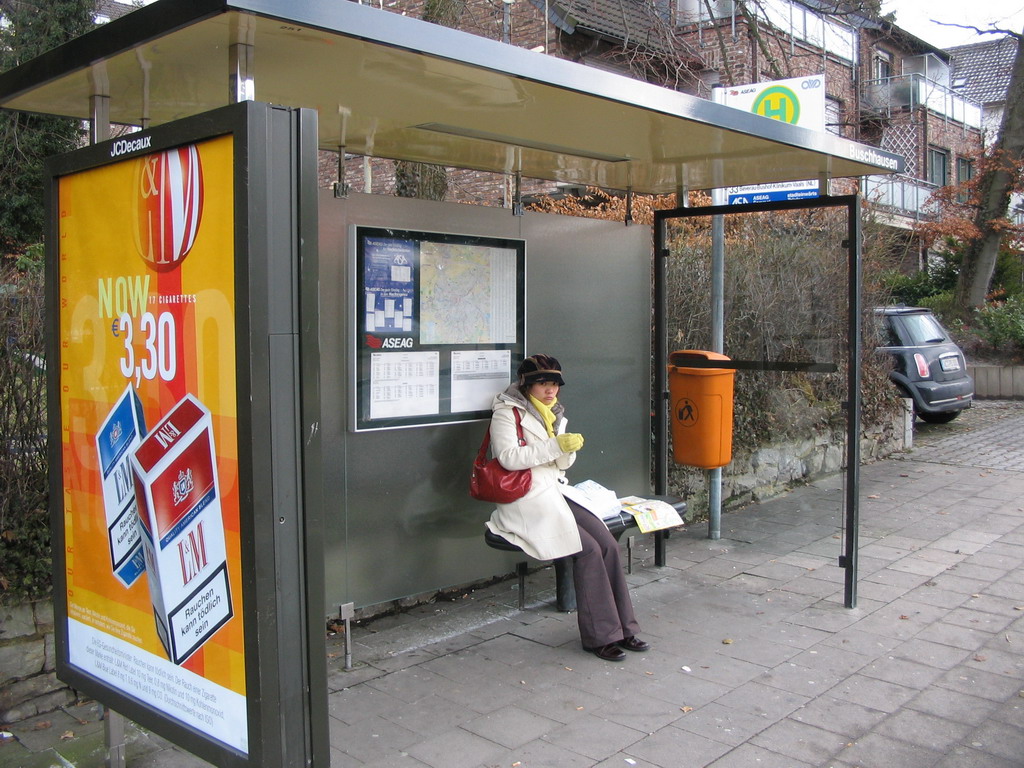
[365,335,413,349]
[134,145,204,271]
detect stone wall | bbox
[723,408,909,508]
[967,364,1024,399]
[0,600,77,724]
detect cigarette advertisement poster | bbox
[55,133,247,753]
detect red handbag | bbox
[470,409,532,503]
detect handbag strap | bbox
[477,408,527,461]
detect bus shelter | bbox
[0,1,902,766]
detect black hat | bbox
[518,354,565,386]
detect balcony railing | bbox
[863,175,939,220]
[861,75,982,128]
[1012,202,1024,229]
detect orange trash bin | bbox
[668,350,735,469]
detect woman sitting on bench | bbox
[485,355,650,662]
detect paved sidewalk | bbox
[3,401,1023,767]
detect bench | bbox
[484,496,686,611]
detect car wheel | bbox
[918,410,960,424]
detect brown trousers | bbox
[566,500,641,648]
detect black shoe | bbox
[617,636,650,653]
[590,643,626,662]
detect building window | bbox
[928,148,949,186]
[873,49,893,81]
[957,157,975,202]
[957,157,974,184]
[825,97,843,135]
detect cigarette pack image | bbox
[131,394,233,665]
[95,385,147,588]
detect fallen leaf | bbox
[645,671,653,676]
[899,615,910,620]
[722,638,733,644]
[974,655,987,662]
[576,706,584,711]
[681,666,692,672]
[1013,606,1023,611]
[31,721,51,731]
[60,731,74,741]
[680,706,694,713]
[564,666,573,671]
[868,494,880,499]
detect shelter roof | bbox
[0,0,902,194]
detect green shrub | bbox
[974,296,1024,350]
[916,292,961,323]
[879,269,946,306]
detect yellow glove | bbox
[556,433,585,453]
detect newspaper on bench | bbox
[561,481,685,533]
[559,479,621,520]
[619,496,685,533]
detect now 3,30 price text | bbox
[117,312,177,387]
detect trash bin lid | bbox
[670,350,730,365]
[669,350,735,373]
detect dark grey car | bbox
[875,306,974,423]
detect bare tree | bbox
[954,30,1024,309]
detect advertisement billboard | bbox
[55,131,246,749]
[46,103,327,767]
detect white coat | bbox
[484,386,583,560]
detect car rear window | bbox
[900,313,948,345]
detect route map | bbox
[419,242,516,345]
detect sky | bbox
[881,0,1024,48]
[113,0,1021,49]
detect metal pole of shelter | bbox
[653,217,669,566]
[707,205,724,541]
[104,706,126,768]
[843,196,863,608]
[89,93,110,144]
[707,85,726,541]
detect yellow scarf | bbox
[528,395,558,437]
